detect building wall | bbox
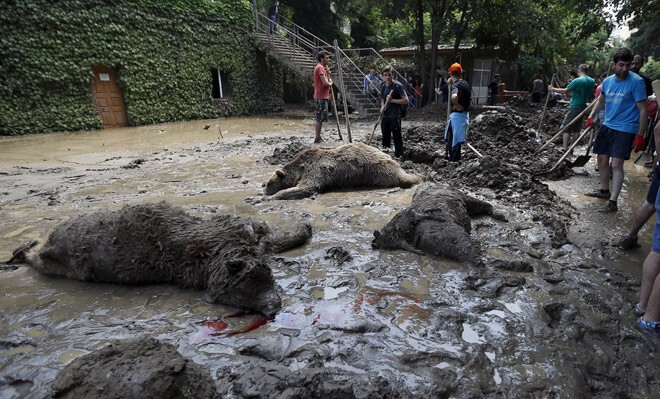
[0,0,284,135]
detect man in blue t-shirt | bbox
[584,48,648,213]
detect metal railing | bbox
[253,7,382,116]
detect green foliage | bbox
[517,54,543,88]
[641,57,660,81]
[0,0,284,135]
[627,18,660,59]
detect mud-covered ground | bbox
[1,100,659,398]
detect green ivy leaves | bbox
[1,0,283,135]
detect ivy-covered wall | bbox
[0,0,285,135]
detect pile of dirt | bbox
[400,106,575,247]
[404,102,448,122]
[51,337,219,398]
[263,140,311,165]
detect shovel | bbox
[635,134,653,166]
[568,126,594,168]
[368,92,392,145]
[535,125,594,176]
[536,73,557,135]
[329,85,343,141]
[367,112,384,145]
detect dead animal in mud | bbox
[51,337,219,398]
[5,202,312,316]
[372,183,493,262]
[263,142,423,200]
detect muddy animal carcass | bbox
[264,142,422,200]
[7,202,311,316]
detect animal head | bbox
[204,258,282,317]
[264,169,294,195]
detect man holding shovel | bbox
[444,63,471,162]
[584,48,648,213]
[548,64,595,153]
[379,65,408,158]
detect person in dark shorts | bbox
[584,48,648,213]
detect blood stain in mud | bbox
[190,314,270,343]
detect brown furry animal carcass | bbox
[264,142,422,200]
[6,202,312,316]
[372,183,493,263]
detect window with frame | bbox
[211,69,232,98]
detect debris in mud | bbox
[51,337,219,399]
[263,139,310,165]
[7,202,313,316]
[121,158,146,169]
[264,142,422,200]
[324,246,353,265]
[372,183,492,262]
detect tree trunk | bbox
[416,0,426,106]
[427,0,451,102]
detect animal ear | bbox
[276,170,285,178]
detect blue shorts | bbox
[647,162,660,203]
[653,185,660,253]
[592,125,635,160]
[315,99,328,123]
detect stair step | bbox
[254,25,384,117]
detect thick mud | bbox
[1,103,659,398]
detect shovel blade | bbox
[634,151,653,166]
[570,155,591,168]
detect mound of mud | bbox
[51,337,219,398]
[404,102,447,121]
[215,362,413,398]
[401,108,573,247]
[11,202,313,316]
[263,140,311,165]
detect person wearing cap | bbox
[444,63,471,162]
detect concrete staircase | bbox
[252,10,387,117]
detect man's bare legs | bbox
[639,251,660,318]
[609,157,626,202]
[596,154,611,191]
[315,121,322,142]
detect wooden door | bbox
[91,66,127,128]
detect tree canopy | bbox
[264,0,658,89]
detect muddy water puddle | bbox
[1,115,659,397]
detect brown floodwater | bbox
[0,115,656,397]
